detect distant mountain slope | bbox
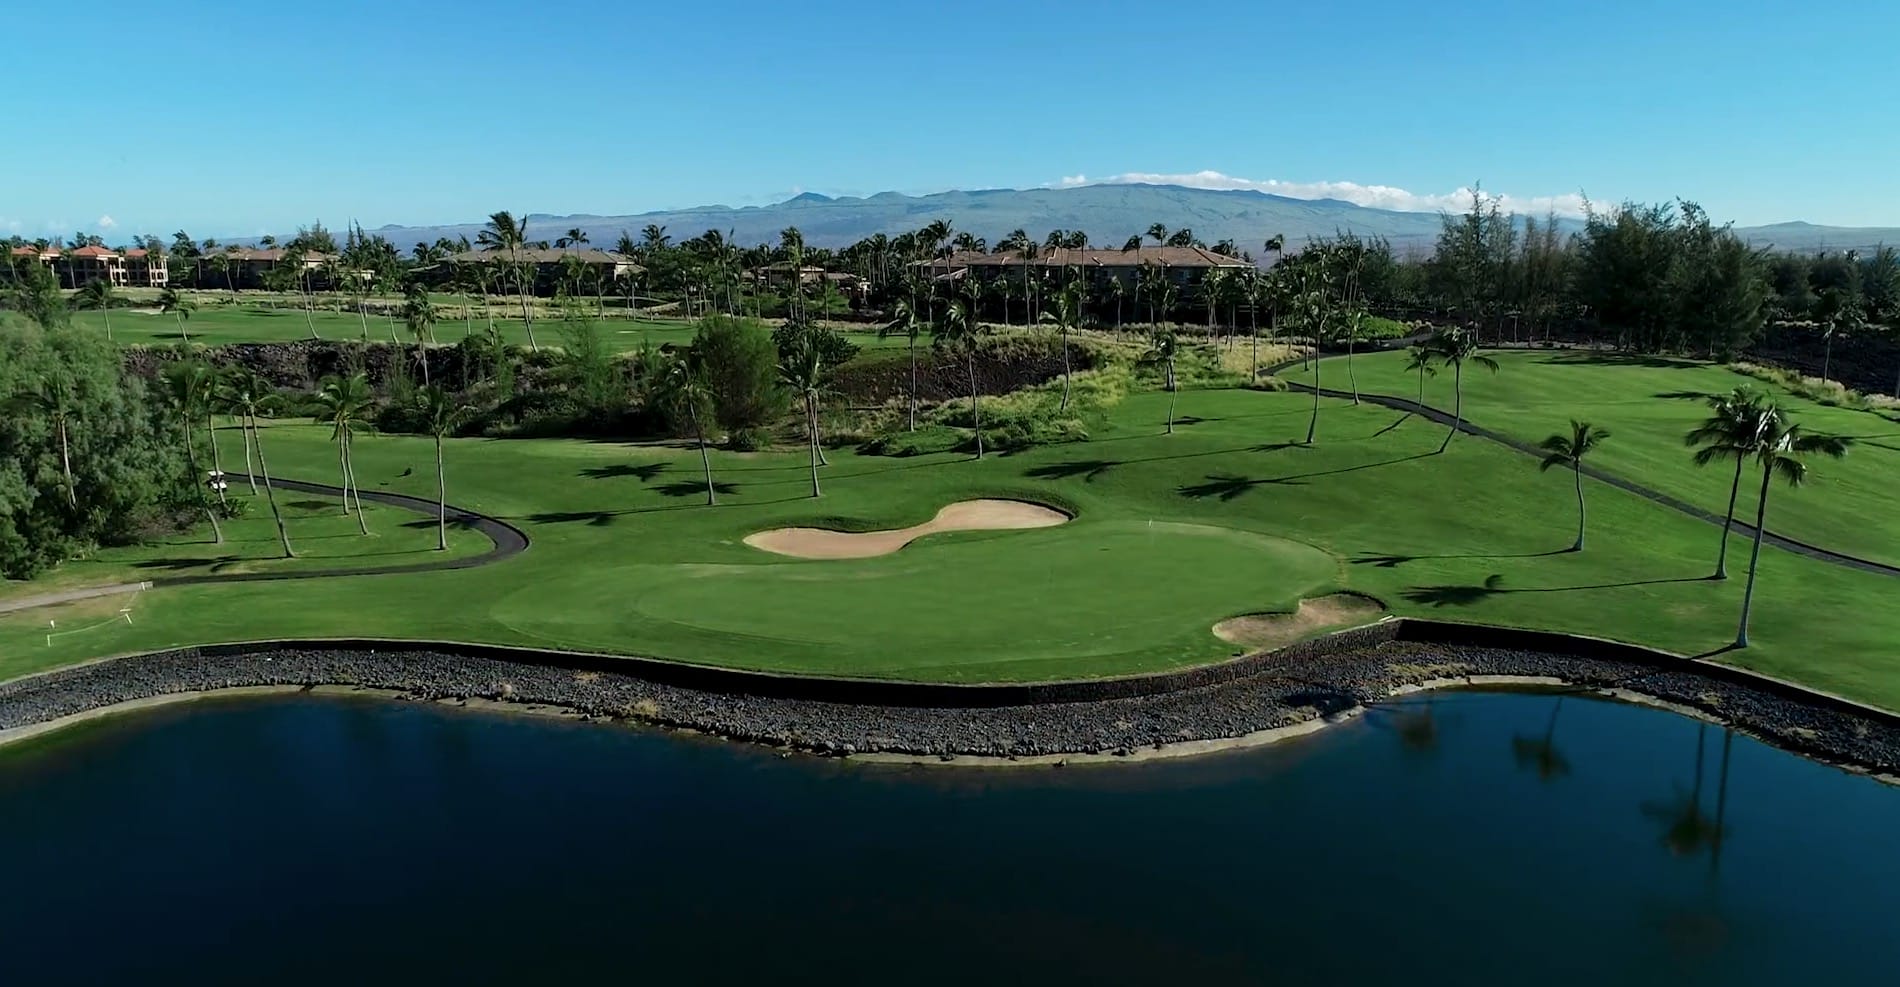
[349,184,1896,256]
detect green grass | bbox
[1282,349,1900,566]
[6,366,1900,714]
[69,307,902,354]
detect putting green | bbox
[491,520,1339,681]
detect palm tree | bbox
[75,278,116,339]
[556,228,589,250]
[1040,279,1084,411]
[10,372,79,507]
[876,297,927,432]
[418,384,472,550]
[779,330,830,498]
[402,281,437,383]
[658,355,717,505]
[1510,697,1571,781]
[1733,408,1852,647]
[1145,326,1180,434]
[158,286,194,344]
[1425,327,1499,454]
[1403,343,1438,407]
[159,362,223,545]
[478,210,538,350]
[932,300,985,458]
[312,373,376,534]
[219,369,293,558]
[1146,223,1169,246]
[1685,387,1770,579]
[1538,420,1610,551]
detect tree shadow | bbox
[524,510,621,526]
[1178,474,1273,501]
[286,500,333,511]
[399,517,479,532]
[1023,459,1121,482]
[1403,573,1709,607]
[133,556,238,571]
[1654,390,1713,401]
[1541,353,1704,370]
[579,462,669,482]
[1370,413,1413,438]
[656,479,739,499]
[1352,548,1572,568]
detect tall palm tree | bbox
[879,298,926,432]
[1425,327,1499,454]
[418,384,472,550]
[556,228,589,250]
[658,354,717,505]
[779,330,830,498]
[158,286,194,344]
[478,210,538,350]
[1040,279,1084,411]
[75,278,116,339]
[219,369,293,558]
[1733,409,1852,647]
[402,281,437,383]
[932,300,985,458]
[312,373,376,534]
[1538,420,1610,551]
[1146,223,1169,246]
[160,362,223,545]
[1145,325,1180,434]
[1289,269,1328,444]
[1685,387,1770,579]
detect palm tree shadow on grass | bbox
[656,479,739,499]
[1177,452,1434,501]
[1654,390,1715,401]
[1353,548,1573,568]
[1402,572,1709,607]
[578,462,668,482]
[400,517,479,532]
[1023,459,1121,482]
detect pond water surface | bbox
[2,690,1897,985]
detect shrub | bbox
[690,315,784,438]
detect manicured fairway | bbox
[1282,349,1900,566]
[6,379,1900,712]
[68,308,901,354]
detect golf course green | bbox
[4,341,1899,710]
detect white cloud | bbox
[1052,170,1590,218]
[96,214,117,230]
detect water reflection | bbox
[1512,695,1572,781]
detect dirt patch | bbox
[1213,593,1386,651]
[744,500,1069,559]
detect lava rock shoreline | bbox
[3,635,1898,773]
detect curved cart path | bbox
[1269,350,1900,579]
[0,477,529,615]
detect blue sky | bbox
[6,0,1896,240]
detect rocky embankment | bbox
[4,638,1898,772]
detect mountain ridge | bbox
[303,184,1900,256]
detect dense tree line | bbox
[0,316,193,577]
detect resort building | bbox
[8,244,168,288]
[211,248,333,290]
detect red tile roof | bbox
[71,244,119,258]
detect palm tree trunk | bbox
[1060,324,1072,412]
[251,412,293,558]
[101,305,112,340]
[1823,332,1834,383]
[515,256,538,351]
[808,396,821,498]
[1305,353,1321,444]
[183,417,222,545]
[1249,303,1259,381]
[335,435,353,517]
[1734,460,1774,647]
[968,350,983,459]
[57,417,76,507]
[241,416,259,494]
[907,334,918,432]
[1347,335,1360,405]
[344,433,369,535]
[1440,362,1463,453]
[1165,360,1177,434]
[205,412,227,506]
[1572,462,1586,551]
[1710,729,1733,877]
[692,409,715,506]
[1714,457,1743,578]
[435,432,448,551]
[176,312,189,344]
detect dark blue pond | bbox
[2,690,1897,985]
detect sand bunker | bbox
[744,500,1069,559]
[1213,593,1386,651]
